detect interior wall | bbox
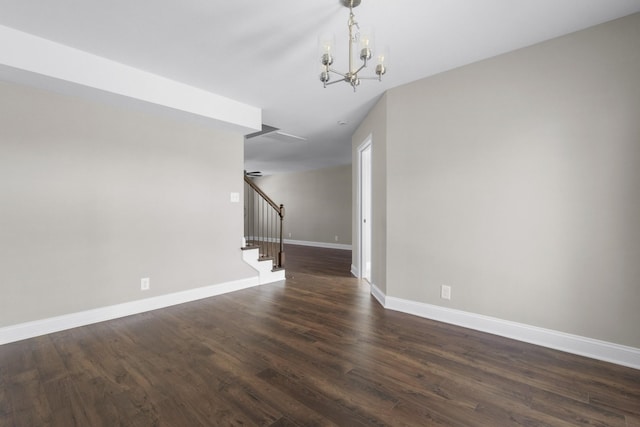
[383,13,640,348]
[0,80,255,327]
[352,95,388,292]
[254,164,352,246]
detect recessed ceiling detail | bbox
[245,124,306,144]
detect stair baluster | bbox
[243,175,285,269]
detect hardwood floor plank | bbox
[43,375,93,427]
[626,414,640,427]
[6,368,51,426]
[529,389,626,427]
[256,367,383,427]
[269,416,304,427]
[0,244,638,426]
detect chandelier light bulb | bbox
[320,70,330,85]
[359,33,373,61]
[321,53,334,67]
[360,45,372,62]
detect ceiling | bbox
[1,0,640,175]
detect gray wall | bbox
[354,13,640,348]
[255,165,352,245]
[0,80,255,327]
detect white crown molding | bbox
[371,291,640,370]
[0,276,260,345]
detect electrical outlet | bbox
[441,285,451,300]
[334,235,339,241]
[141,277,150,291]
[288,232,292,238]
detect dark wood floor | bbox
[1,244,639,426]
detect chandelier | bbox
[319,0,386,91]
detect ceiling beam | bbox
[0,25,261,133]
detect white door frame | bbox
[356,135,372,282]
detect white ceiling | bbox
[1,0,640,175]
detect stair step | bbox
[240,247,284,285]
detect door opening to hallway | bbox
[358,137,372,283]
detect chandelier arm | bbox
[353,63,368,75]
[328,68,349,78]
[324,79,347,86]
[357,76,381,80]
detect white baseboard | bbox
[370,283,386,307]
[350,264,359,277]
[0,276,260,345]
[372,292,640,370]
[284,239,352,251]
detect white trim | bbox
[284,239,352,251]
[355,135,373,281]
[372,293,640,370]
[370,284,386,307]
[0,276,260,345]
[350,264,359,277]
[0,25,261,133]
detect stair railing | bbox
[244,175,285,268]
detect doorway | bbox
[358,137,372,283]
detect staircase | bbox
[242,175,285,284]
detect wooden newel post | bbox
[278,204,285,268]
